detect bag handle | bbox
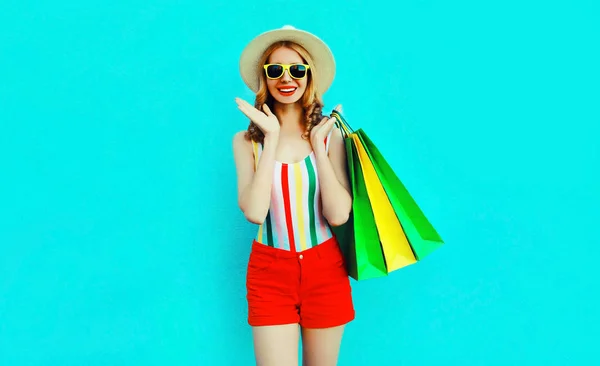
[330,109,354,138]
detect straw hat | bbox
[239,25,336,94]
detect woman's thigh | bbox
[301,325,345,366]
[252,323,300,366]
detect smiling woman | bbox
[232,26,355,366]
[245,40,324,145]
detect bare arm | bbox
[233,131,279,224]
[314,127,352,226]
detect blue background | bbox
[1,0,599,365]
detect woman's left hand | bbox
[310,104,342,155]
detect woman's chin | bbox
[272,94,303,105]
[269,88,304,105]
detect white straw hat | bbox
[239,25,336,94]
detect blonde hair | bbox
[244,41,325,143]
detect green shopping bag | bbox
[332,135,387,281]
[332,110,444,262]
[357,131,444,259]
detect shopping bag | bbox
[332,138,388,281]
[351,134,418,271]
[332,110,444,267]
[357,131,444,259]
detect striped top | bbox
[251,130,335,252]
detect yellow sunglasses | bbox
[263,63,310,80]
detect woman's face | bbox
[265,46,308,105]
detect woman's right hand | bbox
[235,98,280,136]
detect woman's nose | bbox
[280,69,292,82]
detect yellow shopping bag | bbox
[351,134,417,272]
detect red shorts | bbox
[245,236,355,328]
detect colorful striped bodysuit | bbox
[251,130,335,252]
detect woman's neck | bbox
[274,101,304,134]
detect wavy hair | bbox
[244,41,325,144]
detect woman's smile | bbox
[277,86,297,96]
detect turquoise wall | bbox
[1,0,598,365]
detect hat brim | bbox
[239,28,335,94]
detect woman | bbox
[233,25,355,366]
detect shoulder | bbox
[233,130,252,148]
[233,130,255,157]
[330,125,344,141]
[233,130,247,142]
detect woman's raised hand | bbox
[235,98,280,136]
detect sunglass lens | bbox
[266,65,283,78]
[290,64,307,78]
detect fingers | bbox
[235,98,245,110]
[235,97,267,121]
[324,116,337,131]
[315,116,336,133]
[235,98,250,113]
[316,117,337,143]
[334,104,343,113]
[236,99,252,118]
[235,97,249,108]
[317,116,337,136]
[235,97,258,112]
[262,103,273,116]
